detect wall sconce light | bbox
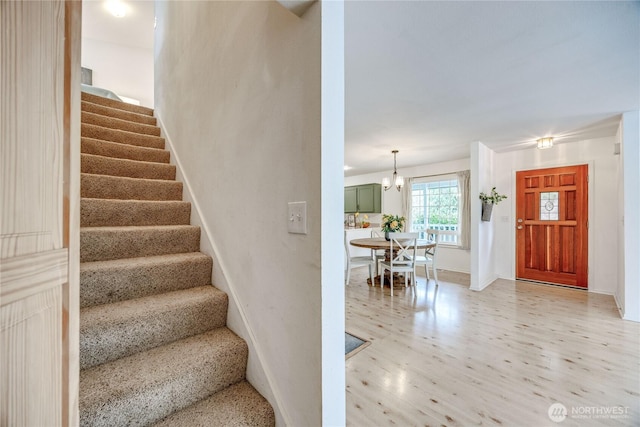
[537,137,554,149]
[382,150,404,191]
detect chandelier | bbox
[382,150,404,192]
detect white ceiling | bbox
[82,0,154,50]
[82,1,639,177]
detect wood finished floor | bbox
[345,268,639,427]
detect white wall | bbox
[81,38,154,107]
[154,1,331,425]
[321,1,346,424]
[616,122,625,314]
[471,142,498,291]
[345,158,471,273]
[491,136,620,295]
[620,111,640,321]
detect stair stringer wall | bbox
[156,116,288,427]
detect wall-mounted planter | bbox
[481,202,493,221]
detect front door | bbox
[516,165,588,288]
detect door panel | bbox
[1,0,79,424]
[516,165,588,288]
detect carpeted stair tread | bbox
[82,91,154,116]
[80,252,213,308]
[82,100,157,126]
[82,111,161,136]
[79,85,274,425]
[81,153,176,180]
[152,380,275,427]
[81,173,183,201]
[81,137,170,164]
[79,328,248,427]
[81,198,191,227]
[82,123,165,150]
[80,225,200,262]
[80,286,228,369]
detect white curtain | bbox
[401,177,413,231]
[457,170,471,249]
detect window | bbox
[540,191,559,221]
[410,176,460,245]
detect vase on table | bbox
[384,231,390,241]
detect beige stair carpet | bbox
[79,91,274,426]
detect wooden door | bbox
[516,165,588,288]
[1,1,81,424]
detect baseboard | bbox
[470,274,498,291]
[156,115,290,426]
[613,293,625,319]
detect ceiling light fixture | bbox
[537,137,554,149]
[382,150,404,192]
[106,0,127,18]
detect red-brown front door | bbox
[516,165,588,288]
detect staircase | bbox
[79,92,275,426]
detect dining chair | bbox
[379,232,419,297]
[370,230,386,277]
[410,228,440,288]
[344,231,375,286]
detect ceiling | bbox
[83,1,639,177]
[82,0,154,50]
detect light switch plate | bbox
[288,201,307,234]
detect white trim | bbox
[156,116,291,426]
[613,292,625,319]
[470,274,497,291]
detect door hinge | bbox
[587,174,589,183]
[586,220,589,229]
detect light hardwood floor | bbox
[345,268,639,426]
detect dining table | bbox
[349,237,435,289]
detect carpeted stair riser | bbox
[79,328,248,427]
[81,199,190,227]
[80,225,200,263]
[82,111,161,136]
[81,100,157,126]
[152,381,275,427]
[81,137,170,164]
[82,91,154,116]
[81,153,176,181]
[80,286,228,369]
[79,94,275,427]
[80,253,213,308]
[82,123,165,150]
[81,173,183,201]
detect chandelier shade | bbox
[383,150,404,192]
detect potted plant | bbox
[479,187,507,221]
[381,214,405,240]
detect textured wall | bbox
[154,2,324,425]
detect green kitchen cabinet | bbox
[344,183,381,213]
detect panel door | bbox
[344,187,358,213]
[516,165,588,288]
[356,185,376,212]
[1,1,80,424]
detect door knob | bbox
[517,218,523,223]
[517,225,523,230]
